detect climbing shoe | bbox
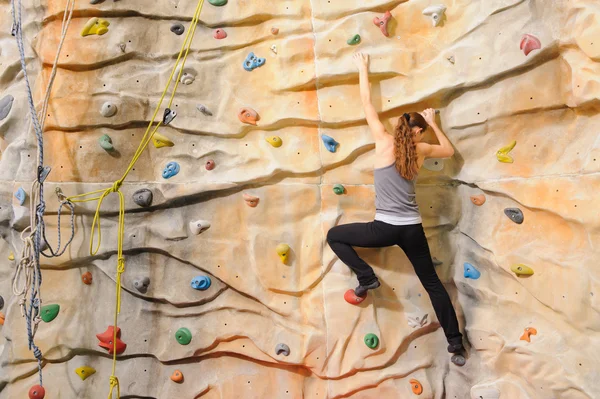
[354,280,381,297]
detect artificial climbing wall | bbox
[1,0,600,398]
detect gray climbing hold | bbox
[504,208,524,224]
[0,95,14,121]
[100,102,117,117]
[275,343,290,356]
[38,166,51,183]
[197,104,213,116]
[163,108,177,125]
[432,257,443,266]
[132,189,153,207]
[133,277,150,293]
[170,23,185,35]
[451,353,466,366]
[90,0,104,3]
[118,43,126,52]
[189,220,211,235]
[0,295,4,310]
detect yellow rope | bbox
[66,0,206,397]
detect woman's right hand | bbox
[353,52,369,70]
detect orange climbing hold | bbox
[470,194,486,206]
[96,325,127,354]
[0,311,5,325]
[520,327,537,342]
[409,379,423,395]
[28,385,45,399]
[271,27,279,35]
[82,271,93,285]
[344,289,366,305]
[238,107,259,125]
[171,370,184,383]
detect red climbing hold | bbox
[82,271,92,285]
[28,385,45,399]
[373,11,392,37]
[238,107,259,125]
[344,289,366,305]
[213,28,227,39]
[205,160,216,170]
[96,326,127,355]
[520,34,541,56]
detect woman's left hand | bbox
[353,52,369,70]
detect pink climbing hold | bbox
[238,107,259,125]
[520,34,541,56]
[205,160,216,170]
[344,289,366,305]
[213,28,227,39]
[373,11,392,37]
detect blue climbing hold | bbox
[321,134,339,152]
[190,275,211,290]
[463,263,481,279]
[15,187,26,205]
[243,52,266,71]
[162,162,180,179]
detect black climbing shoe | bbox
[451,353,466,367]
[447,343,464,353]
[354,280,381,297]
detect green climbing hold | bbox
[175,327,192,345]
[41,304,60,323]
[333,184,345,195]
[364,333,379,349]
[347,34,361,45]
[99,134,114,151]
[208,0,227,5]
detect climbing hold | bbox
[100,102,117,117]
[266,136,283,148]
[321,134,339,152]
[118,43,126,52]
[373,11,392,37]
[162,161,180,179]
[0,295,3,310]
[243,194,259,207]
[8,252,14,261]
[134,277,150,294]
[271,27,279,35]
[275,343,290,356]
[163,108,177,125]
[81,17,110,36]
[364,333,379,349]
[347,34,361,45]
[422,4,446,27]
[40,304,60,322]
[432,257,443,266]
[344,288,366,305]
[15,187,26,205]
[175,327,192,345]
[152,133,174,148]
[243,52,266,71]
[213,28,227,39]
[96,325,127,354]
[504,208,524,224]
[276,243,290,263]
[470,386,501,399]
[170,23,185,35]
[270,44,277,54]
[205,160,216,170]
[82,271,93,285]
[0,95,14,120]
[238,107,259,125]
[423,158,443,171]
[171,370,184,383]
[496,140,516,163]
[333,184,345,195]
[180,72,195,85]
[407,313,428,329]
[38,166,51,183]
[0,312,4,325]
[409,379,423,395]
[470,194,486,206]
[447,56,455,64]
[208,0,227,5]
[98,134,114,151]
[463,263,481,279]
[190,275,211,290]
[520,327,537,342]
[189,220,211,235]
[451,354,466,367]
[511,263,534,276]
[520,34,541,56]
[75,366,96,381]
[197,104,213,116]
[28,385,45,399]
[132,189,153,207]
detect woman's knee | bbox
[326,225,343,244]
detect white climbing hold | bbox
[100,102,117,117]
[270,44,277,54]
[423,158,444,171]
[422,5,447,27]
[470,385,500,399]
[180,72,195,85]
[447,56,455,64]
[189,220,211,235]
[406,312,429,329]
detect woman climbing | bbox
[326,52,466,365]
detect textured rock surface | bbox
[1,0,600,398]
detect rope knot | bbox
[117,257,125,273]
[111,181,123,193]
[36,202,46,215]
[109,375,119,387]
[33,346,42,360]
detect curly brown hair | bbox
[394,112,429,180]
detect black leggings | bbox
[327,221,462,346]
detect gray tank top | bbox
[374,163,422,225]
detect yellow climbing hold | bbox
[266,136,283,148]
[511,263,534,276]
[8,252,14,261]
[276,243,290,263]
[152,133,174,148]
[496,140,516,163]
[75,366,96,381]
[81,17,110,37]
